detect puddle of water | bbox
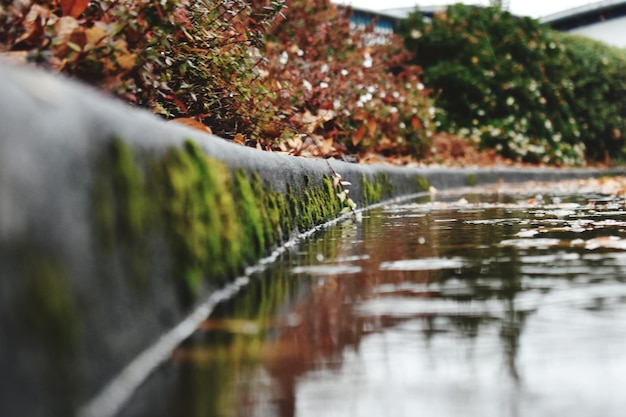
[120,179,626,417]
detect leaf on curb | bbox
[169,118,213,135]
[233,133,246,145]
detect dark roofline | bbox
[541,0,626,31]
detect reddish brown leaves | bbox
[60,0,91,18]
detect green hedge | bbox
[397,4,626,165]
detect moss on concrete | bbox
[93,139,151,285]
[362,173,394,205]
[22,260,80,356]
[466,173,478,186]
[415,176,431,193]
[92,138,345,304]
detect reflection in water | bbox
[122,188,626,417]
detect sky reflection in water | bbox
[123,182,626,417]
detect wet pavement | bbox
[120,177,626,417]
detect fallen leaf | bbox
[60,0,91,18]
[352,124,366,147]
[15,4,51,45]
[233,133,246,145]
[169,118,212,134]
[318,137,334,154]
[366,116,377,137]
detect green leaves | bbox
[397,4,626,165]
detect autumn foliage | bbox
[0,0,436,162]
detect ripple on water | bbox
[379,257,466,271]
[291,264,362,275]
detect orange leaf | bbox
[410,116,423,129]
[60,0,91,18]
[319,137,334,155]
[169,118,212,135]
[233,133,246,146]
[352,124,366,147]
[366,117,377,137]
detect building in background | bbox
[340,1,626,48]
[541,0,626,48]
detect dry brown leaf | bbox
[16,5,52,45]
[55,16,80,43]
[84,25,107,49]
[366,116,377,137]
[352,124,366,147]
[60,0,91,18]
[169,117,213,134]
[233,133,246,146]
[318,137,334,155]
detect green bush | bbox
[397,4,626,165]
[557,33,626,162]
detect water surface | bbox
[122,181,626,417]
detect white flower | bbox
[297,49,304,56]
[341,69,348,76]
[417,83,425,90]
[303,79,313,92]
[410,29,422,39]
[506,96,515,106]
[363,52,373,68]
[321,63,329,73]
[358,93,373,106]
[279,51,288,65]
[544,119,553,130]
[320,82,329,89]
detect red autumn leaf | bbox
[60,0,90,18]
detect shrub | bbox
[0,0,284,139]
[396,4,626,165]
[1,0,437,159]
[254,0,436,158]
[557,33,626,162]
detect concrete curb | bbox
[1,61,623,417]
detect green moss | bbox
[22,261,79,356]
[362,173,394,205]
[93,139,148,248]
[92,138,346,304]
[415,176,431,192]
[153,141,243,296]
[93,139,151,284]
[233,170,266,261]
[466,173,478,187]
